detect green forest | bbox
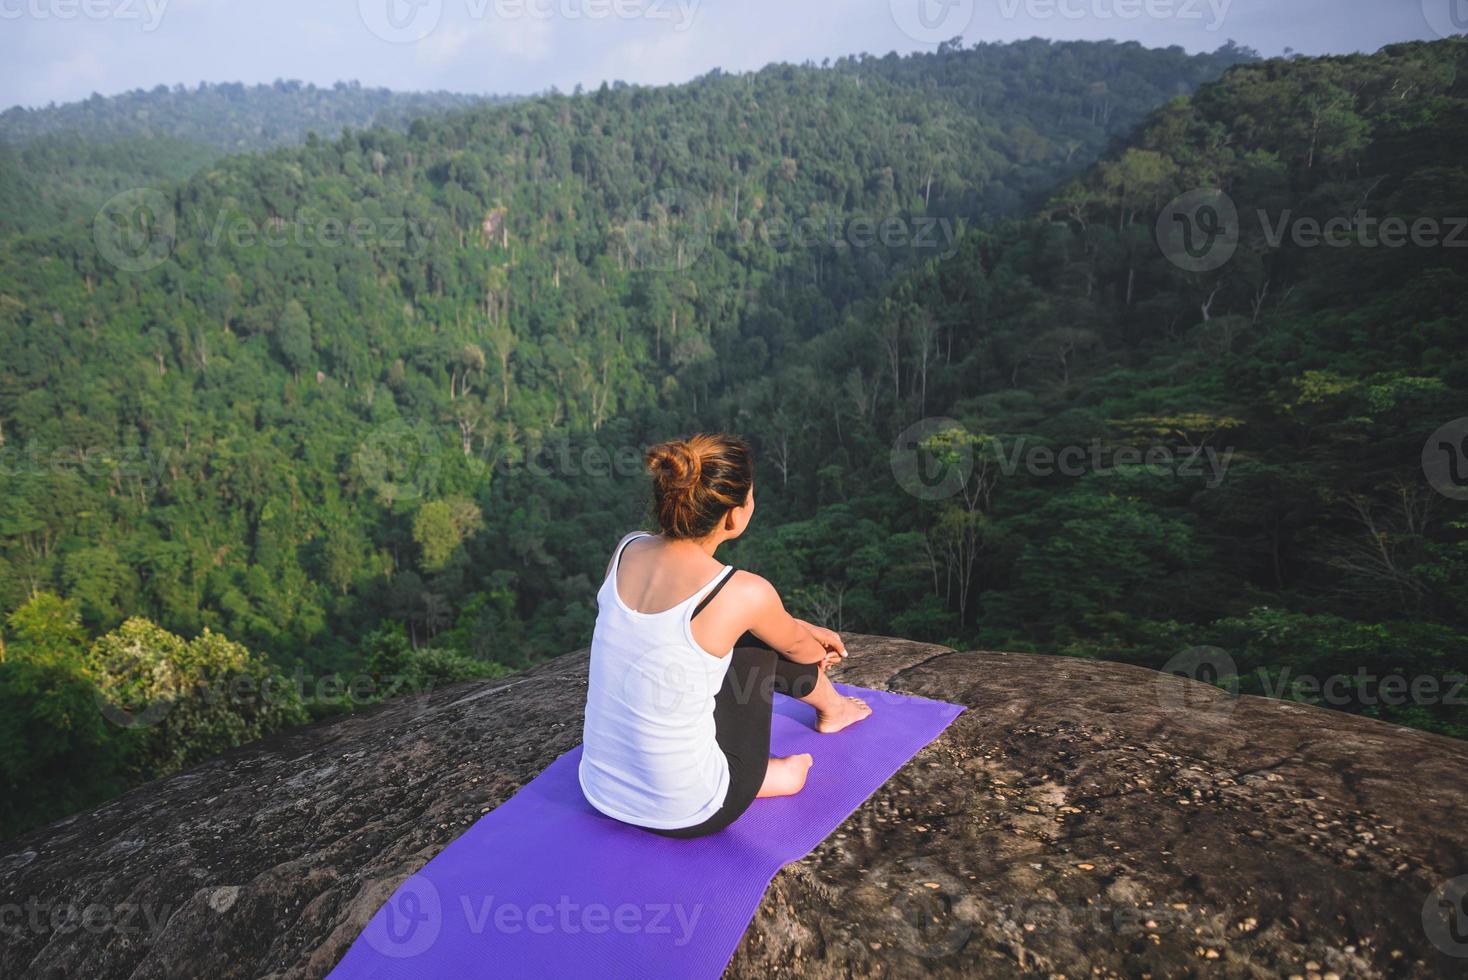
[0,79,512,240]
[1,36,1464,841]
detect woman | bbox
[579,433,872,838]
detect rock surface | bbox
[2,635,1467,979]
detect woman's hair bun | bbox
[646,440,702,492]
[643,434,753,540]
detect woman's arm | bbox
[793,617,845,653]
[741,575,833,665]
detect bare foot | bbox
[756,753,813,798]
[816,695,873,734]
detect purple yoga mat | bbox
[328,683,964,980]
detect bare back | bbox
[611,533,827,664]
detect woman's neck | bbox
[661,532,724,559]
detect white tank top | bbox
[578,533,734,830]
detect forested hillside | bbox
[0,80,500,148]
[719,38,1468,734]
[0,80,511,238]
[0,38,1249,657]
[8,36,1463,837]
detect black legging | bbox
[650,631,822,839]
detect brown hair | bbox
[644,433,754,540]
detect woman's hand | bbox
[799,621,846,670]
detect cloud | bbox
[416,14,555,68]
[590,29,703,85]
[37,43,111,102]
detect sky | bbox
[0,0,1455,110]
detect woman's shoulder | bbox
[719,568,777,606]
[614,529,655,552]
[603,530,653,578]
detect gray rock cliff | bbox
[2,635,1466,978]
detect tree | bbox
[5,593,87,664]
[275,299,312,379]
[0,658,132,839]
[412,495,485,573]
[321,526,363,596]
[85,618,307,777]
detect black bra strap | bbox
[691,568,736,621]
[611,532,651,578]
